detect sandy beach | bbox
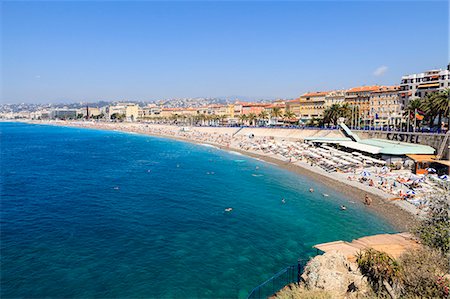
[29,120,421,231]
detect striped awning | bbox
[418,83,439,88]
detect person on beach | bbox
[364,194,372,205]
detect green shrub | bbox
[399,247,449,298]
[414,192,450,256]
[356,249,402,297]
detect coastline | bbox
[22,120,419,231]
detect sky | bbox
[1,0,449,104]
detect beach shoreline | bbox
[24,120,420,231]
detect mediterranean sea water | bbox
[0,122,395,298]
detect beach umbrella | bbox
[426,168,436,173]
[360,170,371,177]
[380,166,390,173]
[406,190,416,195]
[439,175,449,181]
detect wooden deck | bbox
[313,232,420,262]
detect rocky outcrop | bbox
[273,251,372,298]
[300,251,371,298]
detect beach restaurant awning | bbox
[360,139,436,155]
[339,141,382,154]
[406,154,437,162]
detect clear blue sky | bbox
[1,1,448,103]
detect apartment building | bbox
[344,86,382,122]
[369,86,402,126]
[139,104,161,119]
[207,104,229,116]
[324,90,345,106]
[50,108,78,119]
[285,99,301,117]
[399,64,450,107]
[108,103,139,121]
[77,106,101,118]
[298,91,328,121]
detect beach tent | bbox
[439,175,449,181]
[380,166,390,173]
[361,170,371,177]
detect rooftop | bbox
[359,139,436,155]
[346,86,382,93]
[301,91,329,98]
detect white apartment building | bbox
[399,64,450,107]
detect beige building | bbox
[78,107,101,118]
[139,104,162,119]
[298,91,329,120]
[325,90,345,107]
[109,103,140,121]
[285,99,301,117]
[344,86,382,123]
[369,86,401,126]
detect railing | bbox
[247,260,305,299]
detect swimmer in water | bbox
[309,188,314,193]
[322,193,329,197]
[340,205,347,210]
[113,186,120,190]
[281,198,286,204]
[225,208,233,212]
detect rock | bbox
[300,251,370,298]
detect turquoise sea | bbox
[0,122,395,298]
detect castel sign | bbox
[386,133,420,144]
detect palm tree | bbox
[247,113,257,126]
[282,111,296,125]
[271,107,283,119]
[283,111,295,119]
[340,103,352,122]
[219,114,227,126]
[238,114,248,125]
[432,89,449,129]
[421,94,438,127]
[323,104,341,126]
[405,98,422,116]
[258,110,269,126]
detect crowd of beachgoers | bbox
[44,121,450,217]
